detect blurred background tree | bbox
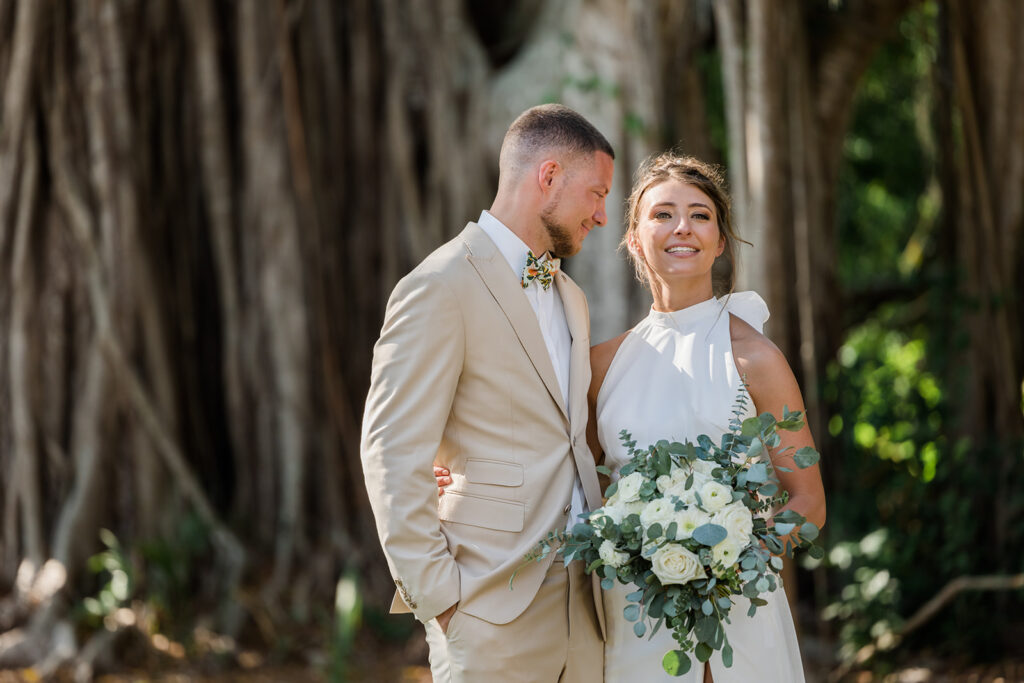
[0,0,1020,679]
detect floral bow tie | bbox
[521,251,561,290]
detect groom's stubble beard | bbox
[539,191,579,259]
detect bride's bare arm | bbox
[587,332,629,468]
[730,315,826,533]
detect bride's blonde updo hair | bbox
[622,152,747,296]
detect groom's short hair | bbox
[499,104,614,183]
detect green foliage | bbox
[79,529,134,627]
[836,2,938,291]
[329,569,363,683]
[824,309,1024,662]
[826,2,1024,668]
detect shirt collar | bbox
[477,210,533,278]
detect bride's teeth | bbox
[667,247,698,253]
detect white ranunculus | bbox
[596,502,626,525]
[615,472,645,503]
[711,539,744,575]
[673,506,711,540]
[690,458,717,476]
[651,544,705,585]
[699,480,733,512]
[713,501,754,545]
[675,471,710,504]
[623,500,646,520]
[598,540,630,568]
[657,465,691,493]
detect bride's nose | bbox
[673,218,693,235]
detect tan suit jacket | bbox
[361,222,604,628]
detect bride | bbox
[590,152,825,681]
[438,152,826,681]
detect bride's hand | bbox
[434,466,451,496]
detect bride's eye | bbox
[692,211,711,221]
[654,210,672,220]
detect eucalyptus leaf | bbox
[774,522,796,536]
[800,522,820,541]
[694,616,717,643]
[746,462,768,484]
[662,650,692,676]
[701,599,713,615]
[601,577,614,591]
[692,523,728,547]
[595,465,613,476]
[722,642,734,668]
[623,604,640,622]
[634,620,646,637]
[740,417,761,437]
[794,447,820,468]
[695,642,713,663]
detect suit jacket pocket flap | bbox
[438,490,524,532]
[464,459,524,487]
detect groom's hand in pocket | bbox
[434,466,451,496]
[437,602,458,634]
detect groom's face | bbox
[540,151,614,258]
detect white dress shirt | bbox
[477,211,586,530]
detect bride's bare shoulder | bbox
[729,314,793,388]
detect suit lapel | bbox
[556,272,604,511]
[462,224,569,422]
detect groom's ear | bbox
[537,159,560,192]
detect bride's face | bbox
[631,179,725,286]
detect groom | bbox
[360,104,614,680]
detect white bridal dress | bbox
[596,292,806,682]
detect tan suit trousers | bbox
[424,557,603,682]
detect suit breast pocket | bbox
[437,490,524,533]
[464,458,523,487]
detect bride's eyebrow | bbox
[689,202,713,211]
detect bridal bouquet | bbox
[518,392,823,676]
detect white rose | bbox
[639,498,676,531]
[615,472,645,503]
[713,501,754,545]
[598,540,630,568]
[651,544,705,585]
[699,481,733,512]
[711,539,744,575]
[673,506,711,540]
